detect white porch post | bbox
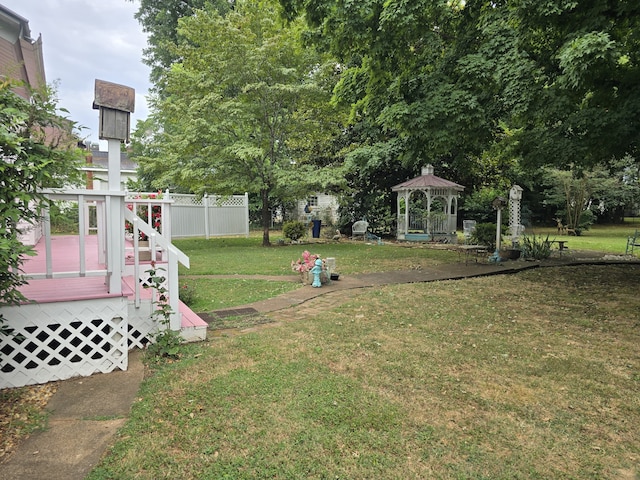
[96,199,106,264]
[204,193,210,240]
[162,189,172,243]
[106,138,123,294]
[94,80,134,295]
[168,248,181,330]
[244,192,250,238]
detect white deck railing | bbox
[123,190,173,242]
[25,189,189,331]
[28,189,118,280]
[123,207,189,330]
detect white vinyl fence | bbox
[170,193,249,239]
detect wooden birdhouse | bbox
[92,79,135,142]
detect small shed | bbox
[392,164,464,242]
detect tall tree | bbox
[280,1,501,179]
[278,1,513,226]
[129,0,234,95]
[500,0,640,169]
[284,0,640,171]
[137,0,345,246]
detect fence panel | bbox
[170,193,249,239]
[172,203,207,237]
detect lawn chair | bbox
[463,220,476,244]
[626,229,640,255]
[352,220,369,241]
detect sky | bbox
[2,0,151,149]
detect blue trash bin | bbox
[312,219,322,238]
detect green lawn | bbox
[175,235,460,311]
[524,222,639,254]
[174,235,460,276]
[4,226,639,474]
[88,262,640,479]
[175,225,639,312]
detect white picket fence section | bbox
[170,193,250,239]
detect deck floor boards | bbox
[17,235,206,329]
[22,234,105,274]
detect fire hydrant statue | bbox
[311,258,323,287]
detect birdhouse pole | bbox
[492,196,507,252]
[92,79,135,293]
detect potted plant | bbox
[500,246,522,260]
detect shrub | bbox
[574,209,595,236]
[49,201,79,234]
[283,221,307,241]
[470,222,499,250]
[178,282,195,306]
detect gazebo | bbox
[392,164,465,242]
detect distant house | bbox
[82,142,138,191]
[297,193,339,224]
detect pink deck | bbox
[18,235,206,329]
[21,235,105,274]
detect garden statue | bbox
[311,258,323,287]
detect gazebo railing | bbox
[408,213,451,233]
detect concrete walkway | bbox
[1,251,636,479]
[0,349,144,480]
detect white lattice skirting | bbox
[127,299,157,350]
[0,297,129,389]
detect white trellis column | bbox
[509,185,524,245]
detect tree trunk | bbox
[261,189,271,247]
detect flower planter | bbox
[301,270,331,285]
[293,250,332,285]
[500,248,521,260]
[139,240,152,261]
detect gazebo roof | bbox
[391,164,464,192]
